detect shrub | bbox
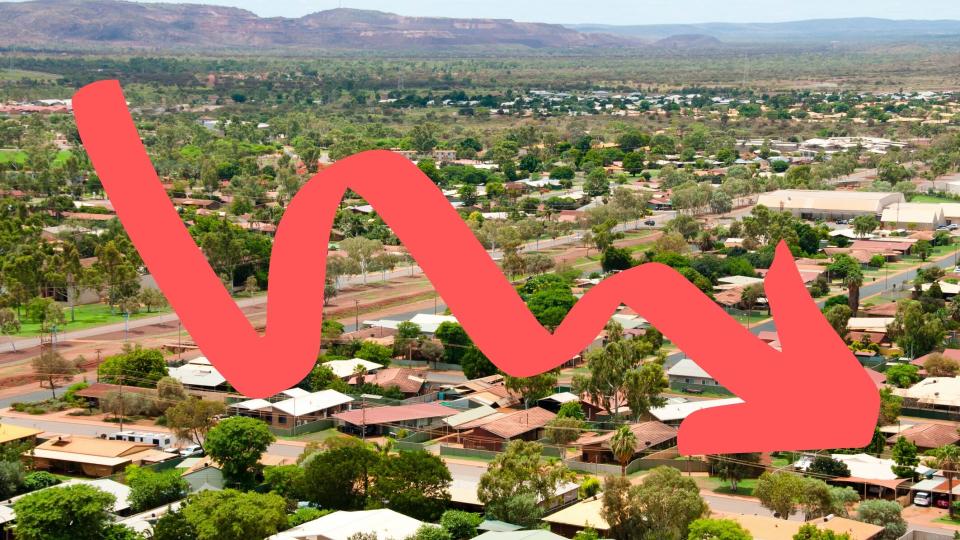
[23,472,60,492]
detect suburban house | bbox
[462,407,556,451]
[755,190,904,221]
[333,403,457,436]
[230,389,354,428]
[666,359,728,394]
[542,497,609,538]
[268,508,430,540]
[536,392,580,413]
[167,357,229,391]
[348,367,426,397]
[5,478,133,518]
[893,377,960,420]
[886,422,960,451]
[0,424,41,448]
[322,358,383,379]
[73,383,156,409]
[576,421,677,464]
[647,397,744,427]
[24,436,177,478]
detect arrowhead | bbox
[677,241,880,454]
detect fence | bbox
[897,532,953,540]
[395,430,436,452]
[440,445,501,461]
[268,418,335,437]
[391,359,463,371]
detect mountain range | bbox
[0,1,958,52]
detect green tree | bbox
[0,307,21,352]
[708,453,761,493]
[888,299,946,357]
[884,364,920,388]
[302,443,380,510]
[557,401,586,420]
[929,444,960,518]
[793,524,851,540]
[165,398,227,449]
[440,510,483,540]
[891,436,919,479]
[369,450,451,521]
[477,440,574,527]
[262,464,305,501]
[504,371,558,408]
[602,467,707,540]
[31,349,77,399]
[13,483,116,540]
[755,472,804,519]
[601,247,634,272]
[435,322,472,365]
[0,461,24,499]
[687,518,753,540]
[808,456,851,478]
[180,489,288,540]
[98,346,168,387]
[610,425,637,476]
[584,167,610,197]
[856,499,907,540]
[851,215,878,238]
[125,464,189,512]
[203,416,275,487]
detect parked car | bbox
[643,219,656,226]
[179,445,203,457]
[913,492,931,507]
[950,223,960,231]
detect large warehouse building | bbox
[756,190,905,221]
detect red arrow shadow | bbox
[72,80,879,454]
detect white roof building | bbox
[794,453,932,481]
[6,478,132,514]
[323,359,384,379]
[880,203,945,229]
[667,358,713,379]
[271,390,354,417]
[268,508,431,540]
[894,377,960,407]
[846,318,894,333]
[756,190,905,217]
[716,275,765,290]
[443,405,498,429]
[649,397,744,423]
[167,357,226,388]
[363,313,458,334]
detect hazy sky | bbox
[111,0,960,24]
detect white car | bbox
[179,445,203,457]
[913,492,931,507]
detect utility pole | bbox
[354,300,360,331]
[118,374,124,433]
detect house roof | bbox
[894,377,960,406]
[541,497,609,531]
[470,407,556,439]
[474,531,568,540]
[576,421,677,449]
[539,392,580,404]
[168,360,226,388]
[443,405,499,429]
[33,436,157,459]
[6,478,132,513]
[231,398,272,411]
[888,422,960,448]
[649,398,744,423]
[667,358,712,379]
[0,424,41,444]
[478,520,523,532]
[726,513,883,540]
[847,318,894,332]
[881,203,944,225]
[271,390,353,417]
[268,508,429,540]
[351,368,425,394]
[756,189,903,214]
[323,358,384,378]
[333,403,456,426]
[913,349,960,367]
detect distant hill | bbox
[653,34,723,49]
[568,18,960,43]
[0,0,632,52]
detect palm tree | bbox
[609,425,637,477]
[929,445,960,518]
[844,266,864,316]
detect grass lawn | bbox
[12,303,172,337]
[696,476,759,496]
[0,149,73,167]
[278,428,343,443]
[934,515,960,526]
[912,194,959,204]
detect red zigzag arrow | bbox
[72,80,879,454]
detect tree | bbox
[891,436,920,479]
[924,353,960,377]
[302,443,380,510]
[610,425,637,476]
[369,450,451,521]
[125,464,189,512]
[410,123,438,154]
[915,239,933,261]
[409,525,452,540]
[525,286,577,330]
[755,472,804,519]
[687,518,753,540]
[180,489,288,540]
[435,322,472,365]
[504,371,557,408]
[878,388,901,426]
[602,467,707,540]
[888,299,946,357]
[339,236,383,285]
[0,461,24,499]
[708,453,761,493]
[156,376,188,406]
[0,308,21,352]
[98,346,168,387]
[793,524,851,540]
[928,444,960,518]
[852,215,878,238]
[461,346,497,379]
[601,247,634,272]
[439,510,483,540]
[884,364,920,388]
[824,305,852,339]
[808,456,851,478]
[13,483,116,540]
[545,417,584,455]
[557,401,586,420]
[165,398,227,449]
[263,464,306,501]
[31,350,77,399]
[584,167,610,197]
[477,440,574,527]
[138,288,168,313]
[856,500,906,540]
[203,416,275,487]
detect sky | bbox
[85,0,960,25]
